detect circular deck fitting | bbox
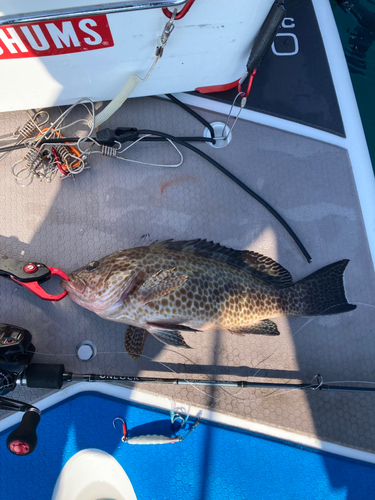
[203,122,232,148]
[76,341,97,362]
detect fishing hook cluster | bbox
[2,97,184,187]
[6,99,94,187]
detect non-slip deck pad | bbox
[0,96,374,455]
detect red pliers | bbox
[0,253,68,301]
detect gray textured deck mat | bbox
[0,96,374,454]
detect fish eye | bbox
[86,261,100,271]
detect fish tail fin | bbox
[285,260,356,316]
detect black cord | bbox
[137,129,312,263]
[0,143,27,153]
[0,136,216,155]
[165,94,216,141]
[0,126,311,262]
[139,136,215,143]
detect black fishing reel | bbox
[0,323,35,389]
[0,323,40,456]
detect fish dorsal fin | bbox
[239,250,293,287]
[151,239,293,287]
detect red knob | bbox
[23,263,38,274]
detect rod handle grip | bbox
[6,409,40,456]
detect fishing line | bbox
[101,348,249,404]
[162,348,249,403]
[261,382,315,400]
[261,378,375,401]
[353,302,375,309]
[260,374,324,401]
[249,300,361,398]
[25,347,246,404]
[145,354,247,405]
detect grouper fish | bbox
[60,240,356,359]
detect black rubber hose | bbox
[0,136,216,155]
[0,143,26,153]
[139,136,215,143]
[165,94,215,141]
[137,129,312,263]
[246,1,286,73]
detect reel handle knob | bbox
[6,408,41,456]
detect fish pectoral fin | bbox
[125,325,148,360]
[117,270,143,304]
[139,268,188,306]
[147,325,191,349]
[231,320,281,336]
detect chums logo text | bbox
[0,15,114,59]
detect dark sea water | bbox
[330,0,375,172]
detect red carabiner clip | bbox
[162,0,196,20]
[238,69,257,99]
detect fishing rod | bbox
[4,365,375,395]
[2,323,375,456]
[59,372,374,393]
[3,322,375,398]
[0,323,372,394]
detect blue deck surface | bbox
[0,392,374,500]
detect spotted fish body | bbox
[61,240,356,359]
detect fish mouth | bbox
[59,277,108,312]
[60,277,86,295]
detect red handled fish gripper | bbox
[0,253,69,301]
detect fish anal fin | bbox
[139,268,187,306]
[125,325,148,360]
[230,320,280,336]
[147,325,191,349]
